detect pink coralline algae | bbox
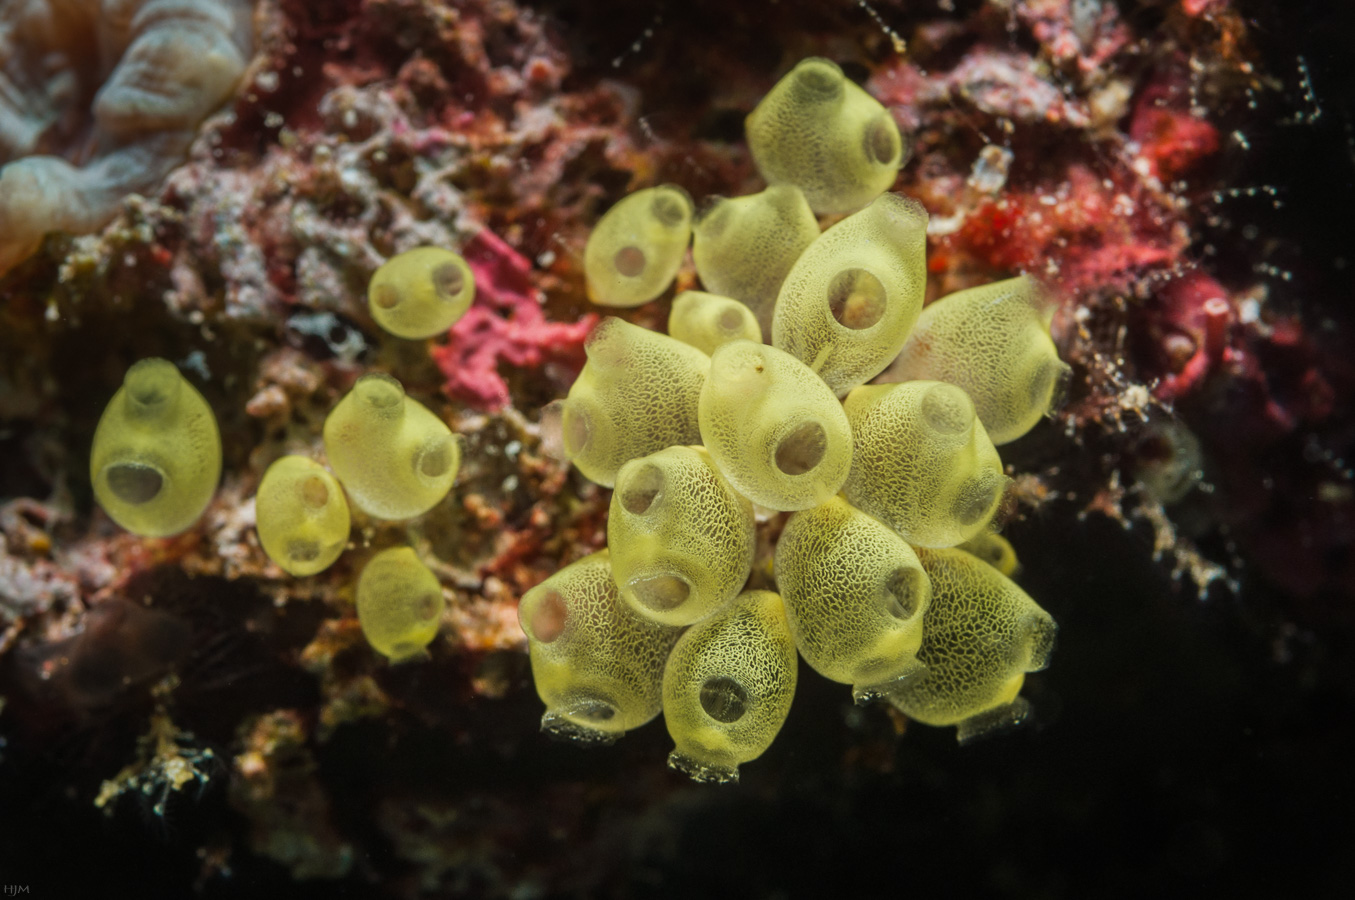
[1129,77,1222,183]
[430,229,596,411]
[1182,0,1232,18]
[879,50,1222,300]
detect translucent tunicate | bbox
[518,551,683,743]
[662,589,798,783]
[745,57,907,215]
[255,456,350,576]
[691,185,819,336]
[367,246,475,339]
[89,357,221,537]
[542,317,709,488]
[891,274,1071,445]
[667,290,763,356]
[884,547,1057,744]
[323,373,460,520]
[774,496,930,700]
[698,340,852,511]
[842,380,1008,548]
[356,547,445,663]
[584,185,693,307]
[609,446,755,626]
[958,533,1021,578]
[772,192,928,394]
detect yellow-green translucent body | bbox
[322,374,459,520]
[584,185,693,307]
[842,381,1007,548]
[772,192,927,394]
[662,590,797,783]
[774,496,930,699]
[356,547,445,663]
[89,358,221,537]
[892,275,1072,445]
[609,446,755,626]
[367,246,475,339]
[698,340,852,511]
[690,185,819,336]
[255,456,351,576]
[959,533,1021,578]
[745,57,906,215]
[668,291,762,356]
[545,317,709,488]
[885,547,1056,738]
[518,551,683,743]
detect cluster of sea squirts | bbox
[89,246,477,662]
[521,58,1069,782]
[86,56,1069,787]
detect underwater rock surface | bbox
[0,0,1352,896]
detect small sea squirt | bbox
[584,185,693,307]
[519,551,684,743]
[322,373,460,520]
[891,274,1072,445]
[842,380,1008,548]
[367,246,475,339]
[89,357,221,537]
[356,547,445,663]
[772,192,928,394]
[667,290,763,357]
[662,589,798,784]
[698,340,852,511]
[255,456,350,576]
[690,185,819,337]
[541,317,709,488]
[745,57,907,215]
[774,496,930,701]
[609,445,756,626]
[959,532,1021,578]
[884,547,1057,744]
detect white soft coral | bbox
[0,0,253,275]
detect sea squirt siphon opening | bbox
[953,475,1001,527]
[921,383,973,436]
[356,373,405,413]
[881,566,923,620]
[629,574,691,612]
[300,475,330,510]
[651,190,689,228]
[620,463,664,515]
[864,114,901,166]
[775,421,828,476]
[718,306,747,334]
[432,262,465,298]
[1023,615,1059,671]
[613,245,647,277]
[699,676,750,723]
[416,435,456,479]
[562,403,593,459]
[124,358,182,413]
[791,59,844,102]
[529,590,568,643]
[827,268,887,330]
[105,462,165,505]
[285,538,320,563]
